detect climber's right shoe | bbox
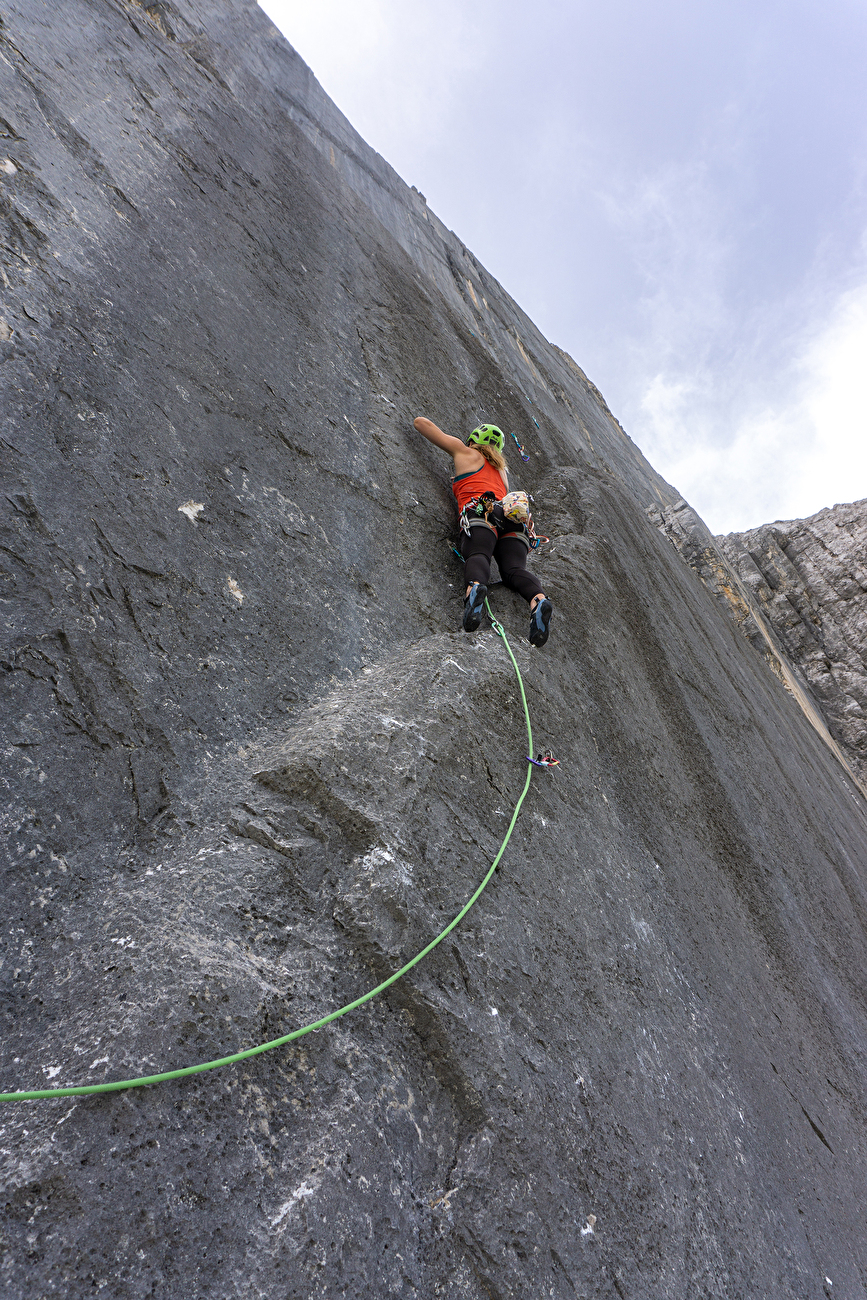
[529,598,553,647]
[462,583,487,633]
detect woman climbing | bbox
[414,416,553,647]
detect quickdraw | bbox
[509,430,530,462]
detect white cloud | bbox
[637,278,867,533]
[260,0,391,78]
[591,149,867,532]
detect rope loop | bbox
[1,607,534,1103]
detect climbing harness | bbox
[459,492,549,551]
[527,751,559,769]
[0,602,537,1103]
[459,491,499,536]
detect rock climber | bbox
[413,416,553,647]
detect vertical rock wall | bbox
[720,500,867,785]
[2,3,867,1297]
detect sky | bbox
[258,0,867,534]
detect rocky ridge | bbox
[719,500,867,785]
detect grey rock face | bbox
[719,500,867,786]
[647,497,866,796]
[2,3,867,1298]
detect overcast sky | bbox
[259,0,867,534]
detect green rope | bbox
[1,604,532,1103]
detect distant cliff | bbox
[3,3,867,1298]
[719,500,867,785]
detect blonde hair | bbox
[476,442,507,474]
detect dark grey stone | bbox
[2,3,867,1297]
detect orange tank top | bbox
[451,460,507,511]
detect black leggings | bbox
[461,526,543,605]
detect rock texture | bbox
[646,496,867,799]
[719,500,867,786]
[2,3,867,1298]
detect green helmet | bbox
[467,424,505,451]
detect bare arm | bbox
[413,417,467,457]
[414,416,486,480]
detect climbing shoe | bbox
[529,598,553,648]
[462,582,488,632]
